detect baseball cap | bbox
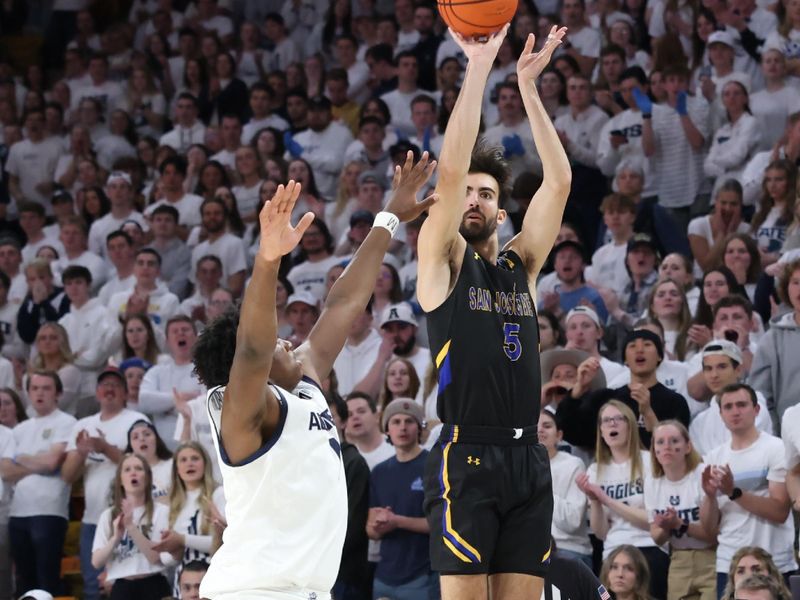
[380,302,417,328]
[97,366,126,386]
[565,306,602,328]
[51,189,73,205]
[119,357,153,373]
[540,348,606,391]
[357,170,387,190]
[286,291,319,311]
[350,209,375,228]
[308,95,332,111]
[707,30,736,48]
[19,591,54,600]
[106,171,132,187]
[627,232,658,254]
[381,397,425,430]
[702,339,742,364]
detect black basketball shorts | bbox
[423,427,554,577]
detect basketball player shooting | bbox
[192,155,436,600]
[417,25,571,600]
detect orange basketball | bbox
[438,0,518,38]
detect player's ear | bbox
[497,208,507,223]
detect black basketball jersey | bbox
[427,244,541,428]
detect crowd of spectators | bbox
[1,0,800,599]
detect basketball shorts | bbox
[423,424,553,577]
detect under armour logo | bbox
[467,456,480,466]
[512,428,523,439]
[474,252,480,260]
[308,594,317,600]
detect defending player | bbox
[417,26,571,600]
[192,154,436,600]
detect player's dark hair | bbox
[469,141,512,207]
[193,305,239,388]
[179,559,209,581]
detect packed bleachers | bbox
[1,0,800,599]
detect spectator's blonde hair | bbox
[595,400,644,482]
[649,420,701,477]
[31,322,75,370]
[23,257,53,279]
[167,441,216,535]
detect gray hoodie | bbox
[750,311,800,428]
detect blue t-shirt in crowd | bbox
[555,284,609,323]
[369,449,430,585]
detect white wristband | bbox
[373,211,399,238]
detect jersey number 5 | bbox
[503,323,522,361]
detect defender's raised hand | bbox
[517,26,567,83]
[385,150,439,222]
[257,180,315,262]
[449,23,509,66]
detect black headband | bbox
[624,329,664,361]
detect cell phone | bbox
[610,129,625,137]
[699,65,712,79]
[724,329,739,343]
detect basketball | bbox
[437,0,519,38]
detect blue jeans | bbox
[373,572,439,600]
[8,515,67,596]
[80,522,102,600]
[717,572,728,600]
[557,549,593,570]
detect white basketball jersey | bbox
[200,378,347,599]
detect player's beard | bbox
[459,209,498,244]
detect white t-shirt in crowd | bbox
[151,458,172,501]
[5,137,64,208]
[781,403,800,469]
[0,425,14,518]
[359,439,395,471]
[687,215,751,279]
[287,255,343,303]
[139,360,205,452]
[704,432,798,573]
[550,451,591,556]
[10,409,76,519]
[754,206,786,254]
[92,503,170,582]
[189,233,247,286]
[587,450,657,558]
[690,391,773,456]
[644,463,711,550]
[145,194,204,229]
[67,408,150,524]
[333,329,383,397]
[586,241,630,297]
[231,180,263,219]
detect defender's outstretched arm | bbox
[223,182,314,464]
